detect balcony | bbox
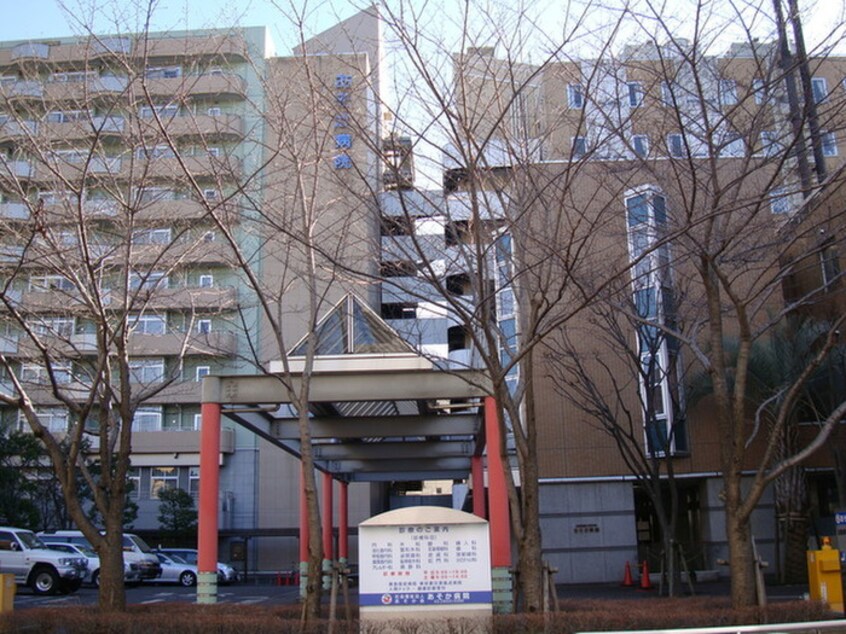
[135,198,208,221]
[0,119,37,140]
[42,75,128,101]
[131,239,234,266]
[128,331,237,356]
[139,113,243,141]
[0,158,32,179]
[142,285,238,310]
[0,335,18,354]
[41,116,125,142]
[0,202,30,220]
[132,427,235,454]
[0,80,42,99]
[11,42,51,62]
[145,34,248,63]
[144,73,246,101]
[143,155,242,180]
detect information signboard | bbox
[359,506,492,618]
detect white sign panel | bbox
[359,507,492,609]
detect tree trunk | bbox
[727,511,757,607]
[516,470,544,612]
[97,531,126,612]
[781,512,810,584]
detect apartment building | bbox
[0,9,386,572]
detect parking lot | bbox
[12,582,304,610]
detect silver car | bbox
[155,548,238,584]
[46,542,142,587]
[155,552,197,587]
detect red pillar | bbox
[338,481,349,561]
[322,472,334,560]
[484,396,511,567]
[197,402,221,603]
[471,454,487,519]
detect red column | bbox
[198,403,221,580]
[471,454,487,519]
[322,472,334,560]
[339,481,349,561]
[484,396,511,567]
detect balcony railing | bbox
[10,42,50,61]
[0,202,30,220]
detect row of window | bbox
[0,66,234,85]
[0,105,229,125]
[16,406,207,434]
[566,76,833,109]
[27,271,217,292]
[571,130,838,159]
[24,313,218,337]
[15,360,212,386]
[17,186,221,208]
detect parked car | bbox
[155,552,198,587]
[46,542,141,587]
[39,530,161,581]
[155,548,238,584]
[0,526,87,595]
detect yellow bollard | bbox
[807,536,844,613]
[0,574,15,613]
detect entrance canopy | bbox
[201,295,493,482]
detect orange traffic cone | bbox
[639,560,653,590]
[622,561,634,587]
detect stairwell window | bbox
[567,83,584,109]
[667,134,685,158]
[572,136,587,159]
[822,131,838,157]
[627,81,643,108]
[632,135,649,158]
[195,365,210,381]
[812,77,828,104]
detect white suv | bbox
[0,527,87,595]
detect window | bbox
[661,81,675,106]
[136,145,175,160]
[138,104,179,119]
[132,406,162,431]
[719,79,738,106]
[46,109,91,123]
[203,231,216,242]
[572,136,587,159]
[760,130,782,157]
[129,271,168,291]
[196,319,212,334]
[150,467,178,498]
[202,188,218,201]
[822,132,838,157]
[720,132,745,157]
[132,228,171,245]
[198,274,214,288]
[26,316,74,338]
[207,107,222,117]
[667,133,685,158]
[380,261,416,277]
[821,243,840,288]
[188,467,200,499]
[195,365,210,381]
[381,303,416,320]
[632,135,649,158]
[144,66,181,79]
[128,358,165,383]
[21,407,69,433]
[206,147,221,157]
[812,77,828,104]
[627,81,643,108]
[769,187,791,214]
[567,83,584,109]
[753,78,766,105]
[137,187,177,203]
[29,274,75,292]
[50,71,96,83]
[21,363,72,384]
[127,468,141,500]
[130,313,166,335]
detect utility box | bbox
[0,573,15,613]
[807,537,844,613]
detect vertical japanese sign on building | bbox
[359,506,492,622]
[333,73,354,170]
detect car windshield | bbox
[17,531,46,550]
[126,534,153,553]
[169,554,188,564]
[76,545,97,557]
